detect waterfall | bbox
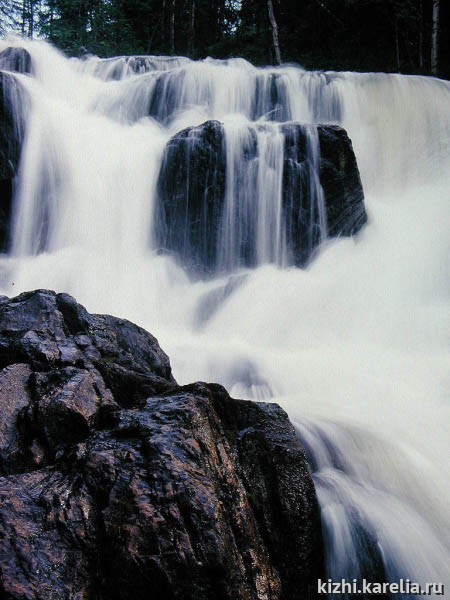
[1,38,449,596]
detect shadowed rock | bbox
[0,289,323,599]
[0,47,33,74]
[0,363,33,473]
[317,124,366,237]
[0,71,28,251]
[155,120,226,273]
[156,119,366,274]
[282,123,366,265]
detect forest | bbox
[0,0,448,77]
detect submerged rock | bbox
[0,47,33,75]
[156,119,366,274]
[0,289,323,599]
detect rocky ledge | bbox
[0,289,323,599]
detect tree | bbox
[0,0,23,34]
[169,0,175,53]
[188,0,195,55]
[1,0,448,78]
[431,0,440,75]
[267,0,281,64]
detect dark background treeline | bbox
[0,0,448,78]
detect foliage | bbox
[0,0,448,77]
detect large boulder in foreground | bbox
[0,289,323,600]
[156,120,366,274]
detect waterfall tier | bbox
[156,120,365,274]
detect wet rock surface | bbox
[0,70,28,251]
[283,123,366,265]
[0,289,323,599]
[316,124,366,238]
[0,47,33,75]
[155,120,226,273]
[156,119,366,274]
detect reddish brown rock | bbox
[0,290,323,600]
[0,363,32,473]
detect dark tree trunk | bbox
[21,0,26,35]
[267,0,281,65]
[169,0,175,54]
[431,0,440,75]
[418,0,424,71]
[395,18,401,72]
[28,0,33,38]
[188,0,195,56]
[161,0,166,48]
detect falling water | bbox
[1,38,449,596]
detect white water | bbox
[1,38,449,595]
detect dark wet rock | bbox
[32,366,117,447]
[156,119,366,274]
[0,71,28,251]
[282,123,323,266]
[252,72,290,122]
[0,363,33,474]
[283,123,366,265]
[155,120,226,274]
[317,125,367,237]
[0,72,27,179]
[0,289,323,599]
[148,68,188,122]
[0,46,33,74]
[0,290,174,388]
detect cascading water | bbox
[220,121,286,271]
[218,120,327,272]
[1,38,449,597]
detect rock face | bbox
[316,125,366,238]
[155,120,226,272]
[0,289,323,600]
[0,47,33,75]
[0,71,27,251]
[283,123,366,266]
[156,119,366,274]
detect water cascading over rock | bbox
[156,119,366,274]
[0,50,366,274]
[78,54,189,81]
[0,70,28,252]
[141,64,343,125]
[0,46,32,75]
